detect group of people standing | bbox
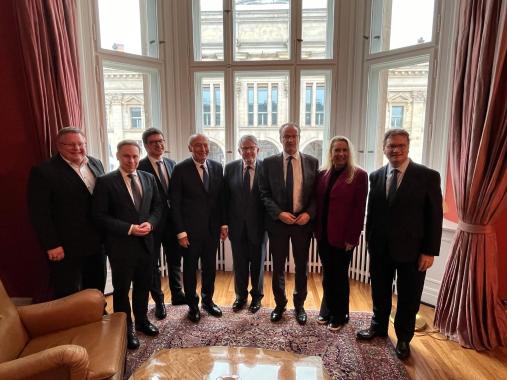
[28,123,442,360]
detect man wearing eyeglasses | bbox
[28,127,107,299]
[138,128,185,320]
[259,123,319,325]
[356,129,443,360]
[224,135,266,314]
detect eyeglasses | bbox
[385,144,407,151]
[240,146,257,151]
[147,139,165,145]
[60,143,86,148]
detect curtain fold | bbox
[434,0,507,350]
[16,0,81,160]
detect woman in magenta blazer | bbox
[314,136,368,330]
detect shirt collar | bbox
[61,155,88,169]
[148,155,164,166]
[192,158,207,169]
[119,167,138,179]
[243,160,256,169]
[283,151,300,161]
[388,158,410,175]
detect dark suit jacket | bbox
[170,158,225,240]
[28,154,105,257]
[138,156,176,235]
[224,159,265,244]
[314,167,368,248]
[92,170,162,257]
[259,152,319,233]
[366,160,443,262]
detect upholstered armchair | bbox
[0,279,127,380]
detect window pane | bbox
[195,72,225,163]
[234,71,289,159]
[301,0,334,59]
[233,0,291,61]
[103,64,161,170]
[257,139,281,160]
[299,70,331,165]
[366,59,429,168]
[370,0,435,53]
[193,0,224,61]
[98,0,158,58]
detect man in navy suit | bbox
[170,134,227,323]
[259,123,319,324]
[139,128,185,320]
[93,140,162,350]
[224,135,266,313]
[28,127,106,299]
[356,129,443,360]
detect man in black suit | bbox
[139,128,185,319]
[93,140,162,350]
[259,123,319,324]
[170,133,227,323]
[28,127,106,299]
[224,135,266,313]
[356,129,443,360]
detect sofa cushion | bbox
[20,313,126,380]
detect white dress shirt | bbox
[62,156,96,193]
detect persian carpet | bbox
[125,306,410,379]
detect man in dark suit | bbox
[259,123,319,324]
[224,135,266,313]
[170,133,227,323]
[93,140,162,350]
[28,127,106,299]
[356,129,443,360]
[139,128,185,319]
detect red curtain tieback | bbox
[457,221,495,234]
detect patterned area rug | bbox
[126,306,409,379]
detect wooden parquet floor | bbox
[106,271,507,380]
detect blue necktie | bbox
[286,156,294,213]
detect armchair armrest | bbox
[0,344,89,380]
[18,289,105,338]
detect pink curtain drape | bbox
[434,0,507,350]
[16,0,82,160]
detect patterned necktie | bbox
[387,168,398,205]
[156,161,168,194]
[286,156,294,213]
[128,173,142,211]
[244,165,251,196]
[201,164,209,192]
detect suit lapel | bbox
[138,171,149,212]
[87,157,103,178]
[392,161,414,206]
[115,170,137,211]
[56,155,90,194]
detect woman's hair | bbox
[324,136,358,184]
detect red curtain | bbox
[434,0,507,350]
[16,0,82,160]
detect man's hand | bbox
[131,223,151,236]
[47,246,64,261]
[295,212,310,226]
[418,254,434,272]
[220,226,228,241]
[279,212,297,224]
[178,236,190,248]
[344,242,354,252]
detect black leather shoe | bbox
[155,302,167,320]
[232,299,247,312]
[395,341,411,360]
[356,326,388,340]
[135,321,159,336]
[187,307,201,323]
[249,299,261,313]
[295,307,307,325]
[270,305,286,322]
[172,293,187,306]
[202,302,223,317]
[317,315,330,325]
[127,329,140,350]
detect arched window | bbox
[302,140,323,166]
[257,140,280,160]
[208,141,224,165]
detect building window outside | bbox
[271,85,278,125]
[247,85,254,126]
[305,85,312,126]
[390,105,404,128]
[130,107,143,129]
[214,85,221,126]
[315,84,325,126]
[257,86,268,125]
[202,86,211,126]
